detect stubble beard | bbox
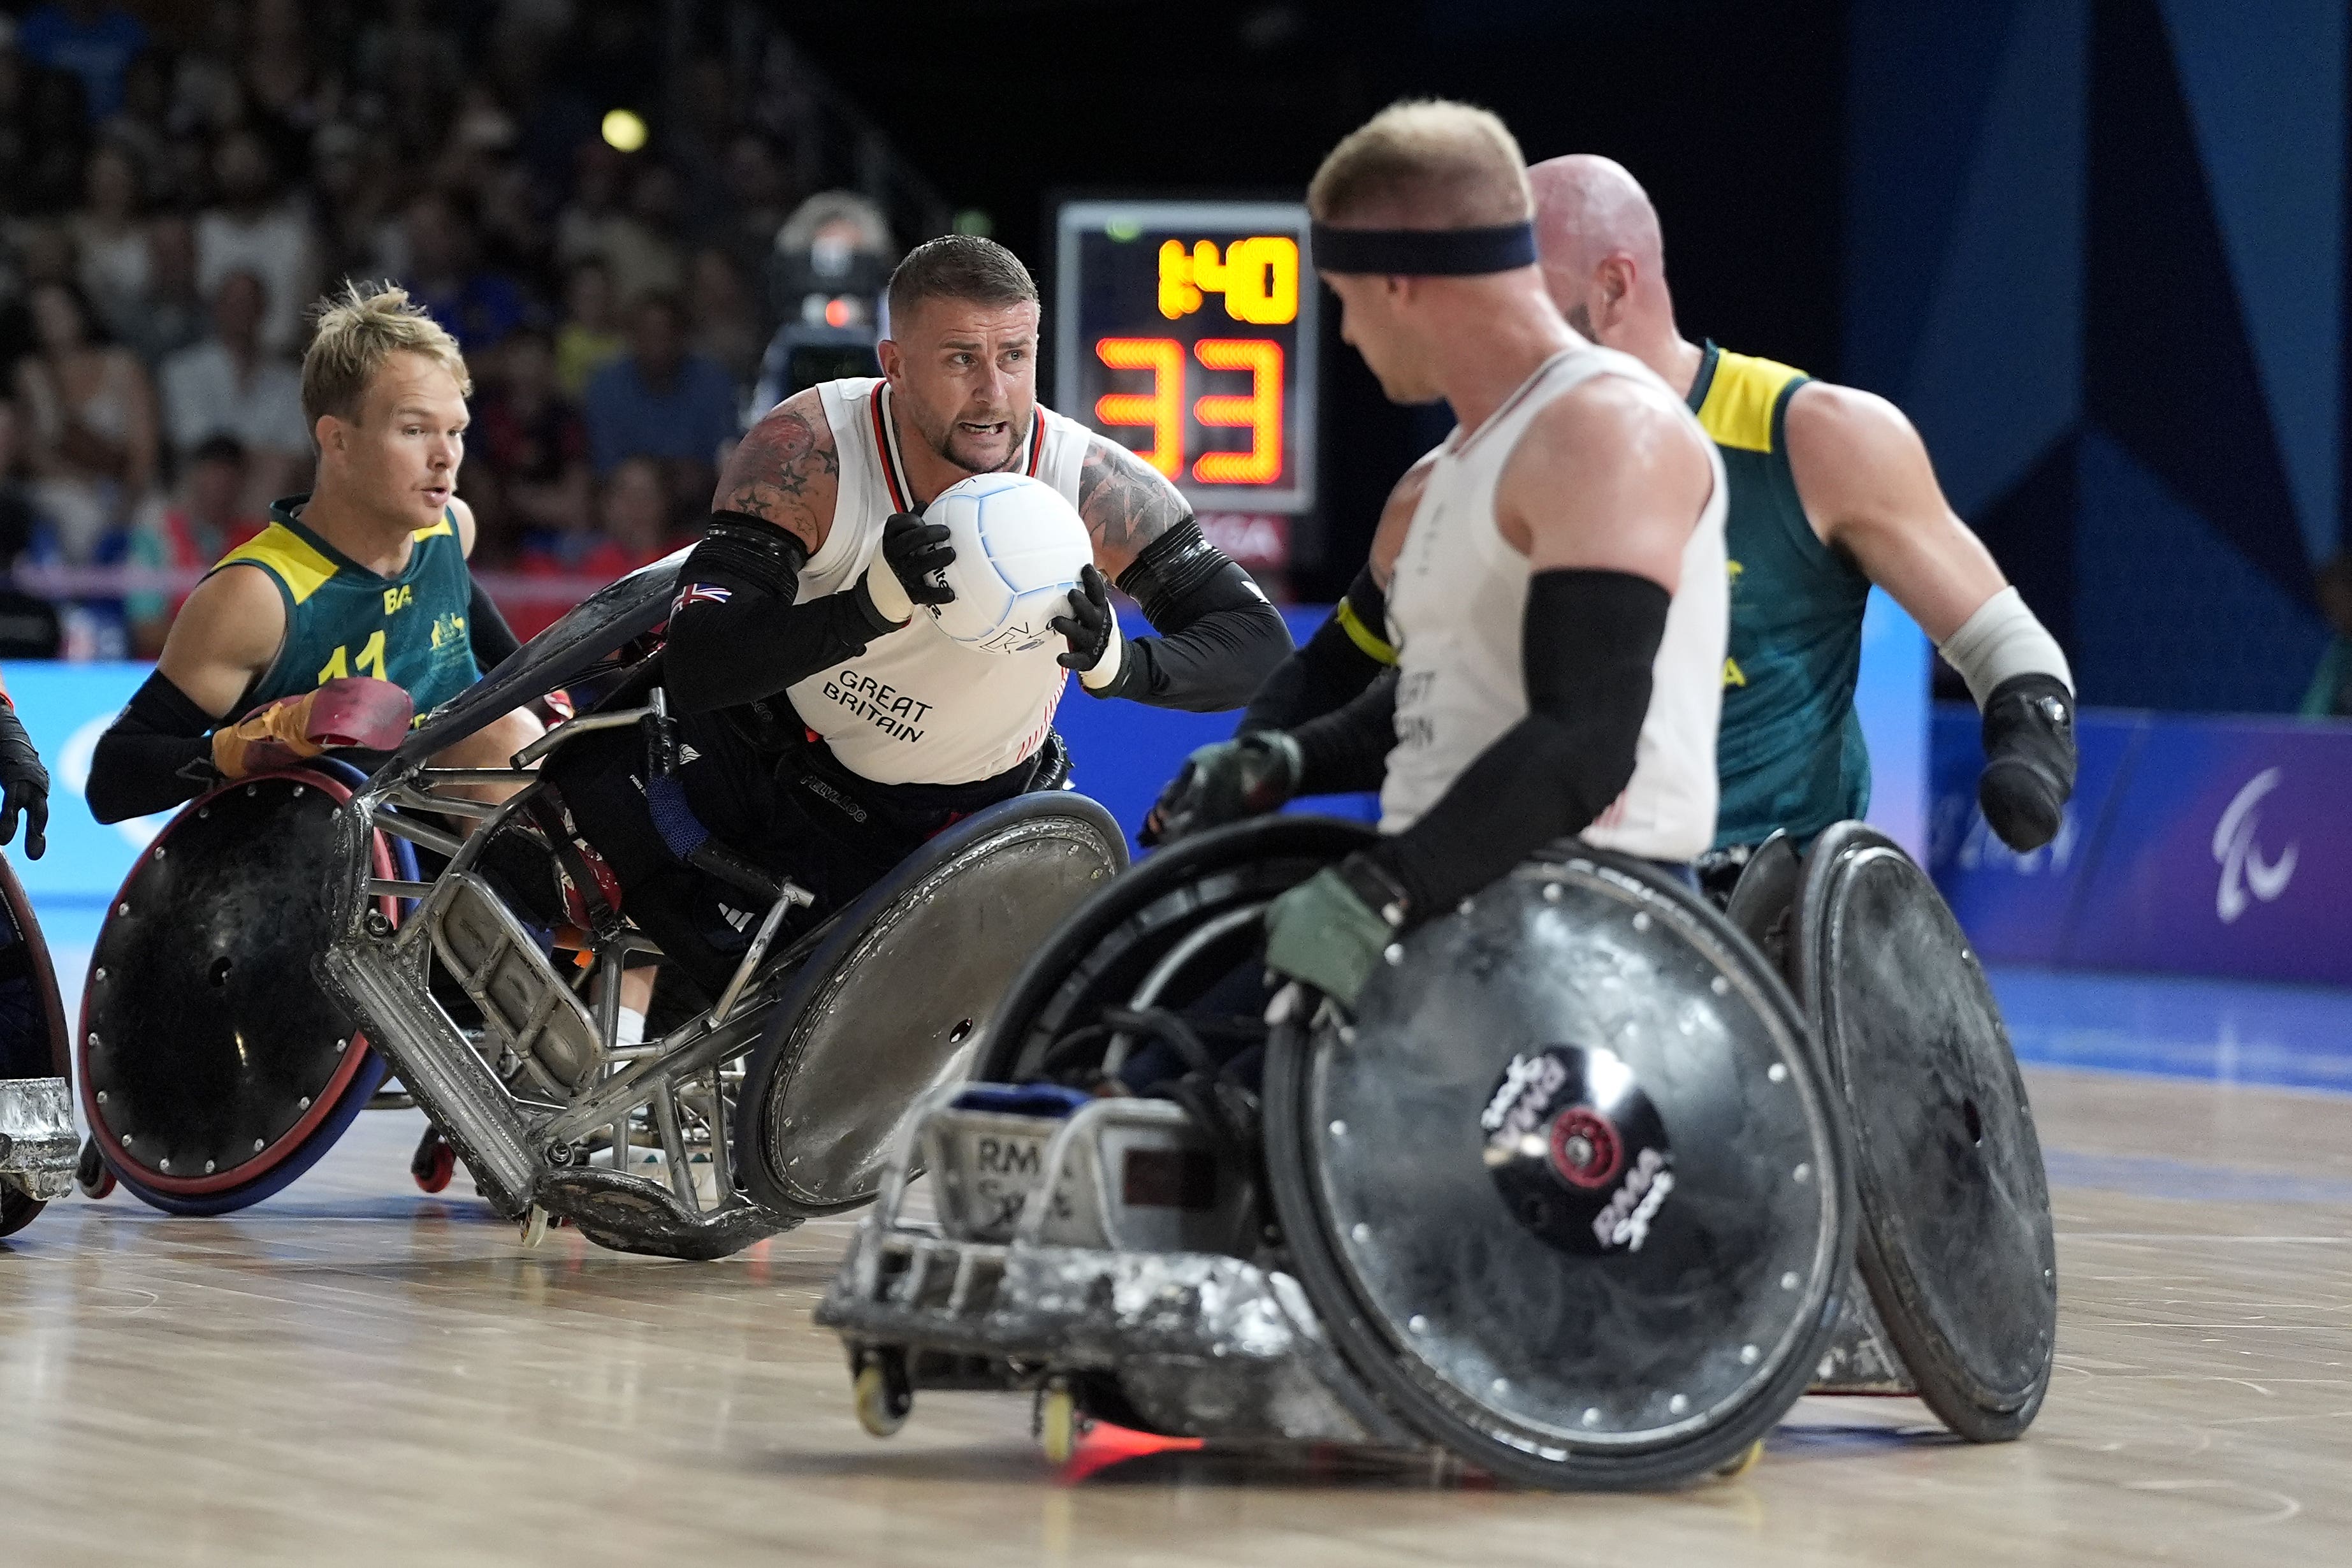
[926,409,1029,475]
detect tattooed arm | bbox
[663,393,898,713]
[1075,435,1192,577]
[1069,432,1293,713]
[711,390,843,553]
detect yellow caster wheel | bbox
[519,1204,551,1248]
[1715,1439,1766,1479]
[1038,1383,1085,1465]
[852,1351,912,1438]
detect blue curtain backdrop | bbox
[1845,0,2347,713]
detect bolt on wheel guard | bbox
[820,830,1861,1490]
[75,764,414,1216]
[1717,821,2058,1439]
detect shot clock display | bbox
[1055,201,1318,513]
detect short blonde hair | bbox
[301,281,472,430]
[1307,99,1533,229]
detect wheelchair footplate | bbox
[1,1076,78,1206]
[815,1082,1416,1456]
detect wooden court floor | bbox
[4,1063,2349,1567]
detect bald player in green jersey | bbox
[1149,156,2078,877]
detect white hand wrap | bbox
[1079,614,1125,691]
[1938,586,2072,708]
[861,558,914,626]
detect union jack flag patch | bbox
[672,583,733,615]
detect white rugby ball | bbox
[922,472,1093,655]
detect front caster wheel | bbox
[853,1349,912,1437]
[1715,1439,1766,1479]
[75,1136,114,1200]
[1037,1379,1086,1466]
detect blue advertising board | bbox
[1929,708,2140,962]
[1854,588,1930,861]
[3,661,170,907]
[1931,704,2352,986]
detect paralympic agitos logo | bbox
[2212,767,2297,925]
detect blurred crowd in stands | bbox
[0,0,913,654]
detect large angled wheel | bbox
[979,815,1376,1085]
[0,850,71,1236]
[1263,845,1856,1489]
[1796,822,2057,1441]
[76,762,415,1216]
[734,792,1127,1220]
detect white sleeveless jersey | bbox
[1380,344,1729,862]
[783,378,1090,785]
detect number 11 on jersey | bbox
[317,630,388,685]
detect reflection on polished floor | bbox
[6,975,2352,1566]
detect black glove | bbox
[880,511,954,608]
[857,511,955,626]
[1140,731,1302,846]
[1052,564,1124,685]
[1977,672,2075,852]
[0,700,50,859]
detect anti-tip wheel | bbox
[1715,1439,1766,1480]
[0,1186,43,1237]
[411,1131,454,1194]
[519,1204,551,1247]
[853,1354,911,1438]
[1037,1381,1084,1466]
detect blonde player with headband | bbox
[1237,99,1730,1008]
[1158,156,2078,885]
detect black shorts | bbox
[540,704,1057,997]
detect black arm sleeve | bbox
[1361,569,1671,917]
[1238,565,1393,734]
[88,671,219,824]
[1289,669,1398,795]
[1109,521,1295,713]
[660,512,899,715]
[468,577,523,672]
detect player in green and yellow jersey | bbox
[1522,154,2072,875]
[87,283,537,824]
[1149,156,2080,883]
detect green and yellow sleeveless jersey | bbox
[207,496,481,723]
[1687,344,1873,849]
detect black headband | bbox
[1307,221,1538,276]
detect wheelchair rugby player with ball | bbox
[298,233,1291,1259]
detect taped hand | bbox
[1261,862,1395,1011]
[210,676,414,780]
[1139,731,1302,847]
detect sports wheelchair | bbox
[817,815,2056,1488]
[77,552,1127,1256]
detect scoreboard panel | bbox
[1055,200,1318,514]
